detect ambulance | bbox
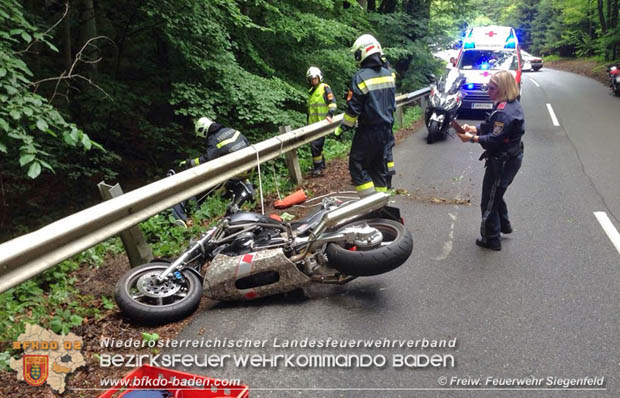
[455,26,522,111]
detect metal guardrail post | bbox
[279,125,303,185]
[97,182,153,267]
[395,93,404,127]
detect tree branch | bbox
[29,36,116,102]
[16,2,70,55]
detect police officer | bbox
[180,116,250,168]
[454,70,525,251]
[306,66,337,176]
[334,34,396,197]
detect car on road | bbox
[522,50,543,71]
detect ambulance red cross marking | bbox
[486,31,497,37]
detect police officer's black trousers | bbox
[310,137,325,169]
[480,153,523,240]
[349,125,390,191]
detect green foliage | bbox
[0,237,122,348]
[0,0,99,179]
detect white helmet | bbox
[306,66,323,84]
[351,34,382,64]
[195,116,214,137]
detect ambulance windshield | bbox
[459,50,519,71]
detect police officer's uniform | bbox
[342,54,396,196]
[476,100,525,244]
[307,83,337,173]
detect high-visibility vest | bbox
[307,83,332,124]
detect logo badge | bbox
[24,355,48,386]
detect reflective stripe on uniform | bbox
[375,186,388,192]
[343,112,358,127]
[313,155,323,162]
[216,130,241,149]
[357,75,395,94]
[355,181,375,197]
[387,161,395,172]
[191,158,200,166]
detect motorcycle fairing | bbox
[203,248,312,301]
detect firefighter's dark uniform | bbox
[342,54,396,196]
[476,100,525,244]
[307,83,337,172]
[185,123,250,166]
[381,58,397,189]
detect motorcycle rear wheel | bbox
[326,219,413,276]
[114,262,203,325]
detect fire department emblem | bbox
[23,355,48,386]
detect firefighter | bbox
[454,71,525,251]
[172,117,252,225]
[334,34,396,196]
[180,116,250,168]
[306,66,337,176]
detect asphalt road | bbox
[170,68,620,397]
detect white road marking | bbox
[529,78,540,87]
[594,212,620,255]
[433,212,456,261]
[546,103,560,126]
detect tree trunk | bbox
[598,0,608,32]
[357,0,367,10]
[368,0,376,12]
[378,0,397,14]
[63,11,72,71]
[78,0,98,74]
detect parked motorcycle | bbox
[115,182,414,325]
[424,68,465,144]
[608,64,620,96]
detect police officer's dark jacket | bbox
[477,100,525,156]
[342,54,396,129]
[191,123,249,166]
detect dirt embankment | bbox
[545,58,610,85]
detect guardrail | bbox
[0,87,430,294]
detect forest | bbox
[1,0,619,241]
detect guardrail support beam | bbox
[279,125,303,185]
[97,182,153,267]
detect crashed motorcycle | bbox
[114,182,414,325]
[608,64,620,96]
[425,68,465,144]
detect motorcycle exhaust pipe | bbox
[291,192,390,261]
[317,192,390,231]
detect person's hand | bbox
[457,132,473,143]
[462,124,477,134]
[325,115,333,123]
[334,126,345,141]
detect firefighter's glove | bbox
[334,126,345,141]
[178,159,192,170]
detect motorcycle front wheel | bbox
[114,262,203,325]
[427,120,440,144]
[326,219,413,276]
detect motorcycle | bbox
[607,64,620,96]
[424,68,465,144]
[114,181,414,325]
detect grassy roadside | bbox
[544,55,617,86]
